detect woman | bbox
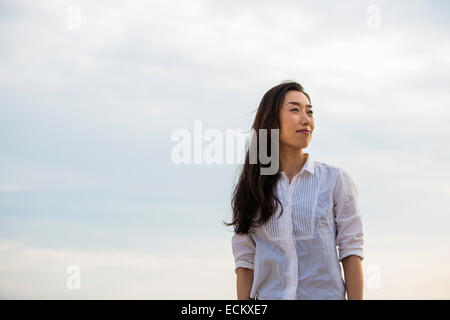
[225,81,364,300]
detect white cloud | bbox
[363,234,450,299]
[0,239,236,299]
[0,184,25,192]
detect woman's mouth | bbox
[296,130,310,135]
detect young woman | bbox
[225,81,364,300]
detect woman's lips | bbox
[296,130,310,135]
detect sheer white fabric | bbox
[231,153,364,300]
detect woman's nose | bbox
[301,113,311,124]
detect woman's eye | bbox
[290,108,313,114]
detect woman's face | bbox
[278,90,314,150]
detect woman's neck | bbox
[279,146,308,179]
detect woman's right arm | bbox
[236,267,254,300]
[232,233,256,300]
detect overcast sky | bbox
[1,0,449,299]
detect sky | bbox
[0,0,449,299]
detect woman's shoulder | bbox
[312,161,358,200]
[312,160,344,177]
[319,161,360,191]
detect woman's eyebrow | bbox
[288,101,313,108]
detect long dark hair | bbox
[224,81,311,235]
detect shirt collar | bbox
[303,152,315,175]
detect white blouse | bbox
[231,153,364,300]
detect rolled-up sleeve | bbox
[333,168,364,262]
[231,232,256,273]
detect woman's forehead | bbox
[283,91,311,106]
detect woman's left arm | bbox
[333,168,365,300]
[341,255,364,300]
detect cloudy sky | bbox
[1,0,449,299]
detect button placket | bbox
[285,172,302,238]
[284,173,300,298]
[286,171,302,206]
